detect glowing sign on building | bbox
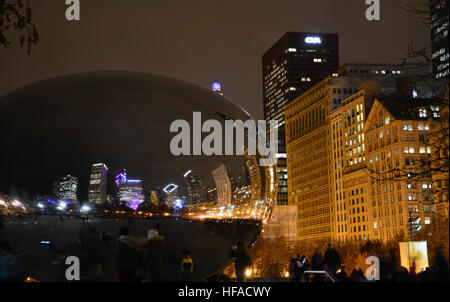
[305,36,322,44]
[163,183,178,194]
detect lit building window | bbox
[419,108,427,118]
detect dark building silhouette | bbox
[262,32,340,205]
[430,0,449,79]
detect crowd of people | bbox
[286,241,449,282]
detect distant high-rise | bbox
[149,190,159,206]
[262,32,340,205]
[184,170,207,204]
[207,187,217,204]
[430,0,449,79]
[285,76,362,245]
[88,163,108,205]
[212,81,224,95]
[212,164,232,207]
[58,175,78,202]
[162,183,179,207]
[118,179,144,211]
[246,155,262,202]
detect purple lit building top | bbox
[115,171,127,187]
[117,177,144,211]
[212,81,221,92]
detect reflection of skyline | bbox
[0,72,252,201]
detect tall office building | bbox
[87,163,108,205]
[184,170,207,204]
[263,32,340,205]
[329,83,380,243]
[58,175,78,202]
[166,188,179,207]
[364,95,441,241]
[118,179,144,211]
[212,164,232,207]
[149,190,159,206]
[285,76,361,245]
[207,187,217,204]
[288,75,445,244]
[430,0,449,79]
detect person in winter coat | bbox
[324,241,341,277]
[180,249,194,282]
[114,226,140,282]
[288,258,297,282]
[140,229,166,282]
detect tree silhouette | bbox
[0,0,39,53]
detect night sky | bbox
[0,0,430,120]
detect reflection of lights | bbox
[57,202,67,211]
[245,268,252,278]
[212,81,221,92]
[163,183,178,194]
[174,199,183,210]
[127,179,141,183]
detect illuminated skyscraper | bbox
[58,175,78,202]
[207,187,217,204]
[163,183,179,207]
[246,155,262,202]
[149,190,159,206]
[263,32,340,205]
[88,163,108,205]
[430,0,449,79]
[118,179,144,211]
[212,164,232,207]
[285,76,361,245]
[184,170,207,205]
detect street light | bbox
[57,201,67,211]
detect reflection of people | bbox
[114,226,140,282]
[311,248,323,270]
[324,241,341,277]
[140,229,165,282]
[180,250,194,281]
[288,258,296,282]
[229,241,252,282]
